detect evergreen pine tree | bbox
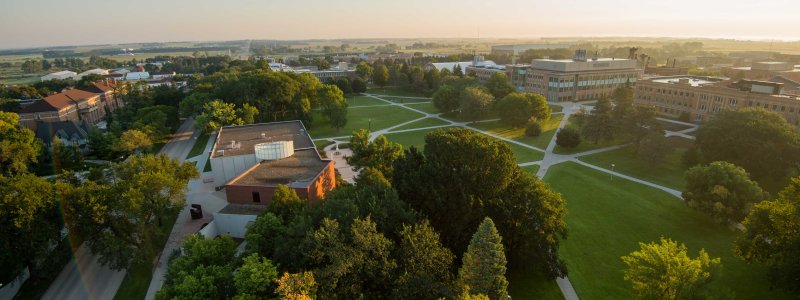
[458,217,508,300]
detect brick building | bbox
[634,76,800,124]
[210,121,336,205]
[525,50,641,102]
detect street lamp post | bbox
[611,163,616,181]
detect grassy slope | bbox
[346,95,388,107]
[306,105,423,138]
[544,162,792,299]
[185,133,210,159]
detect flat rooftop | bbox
[218,204,269,215]
[649,76,721,87]
[229,149,330,187]
[212,121,314,158]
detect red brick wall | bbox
[225,161,337,205]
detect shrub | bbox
[556,127,581,148]
[525,121,542,137]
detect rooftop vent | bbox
[260,132,266,139]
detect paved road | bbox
[42,245,126,300]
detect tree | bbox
[179,92,212,118]
[356,61,373,79]
[525,121,542,137]
[335,77,353,94]
[637,132,671,169]
[453,65,464,77]
[347,129,403,178]
[458,217,508,300]
[495,92,550,127]
[269,185,305,221]
[735,177,800,293]
[69,154,199,269]
[460,87,494,121]
[114,129,153,153]
[51,137,84,172]
[621,237,720,300]
[0,112,41,176]
[21,59,43,73]
[581,96,615,143]
[234,253,279,298]
[425,68,441,90]
[317,58,330,70]
[409,66,426,92]
[432,84,460,113]
[393,128,567,277]
[372,64,390,87]
[276,271,317,300]
[484,72,515,100]
[396,220,455,299]
[556,127,581,148]
[0,174,61,283]
[695,108,800,185]
[157,235,237,299]
[317,84,348,131]
[683,161,768,224]
[195,100,244,132]
[351,77,367,93]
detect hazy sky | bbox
[1,0,799,49]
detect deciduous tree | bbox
[683,161,767,224]
[621,237,720,300]
[495,92,550,127]
[484,72,515,100]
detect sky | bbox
[1,0,799,49]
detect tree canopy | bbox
[683,161,767,224]
[495,92,550,127]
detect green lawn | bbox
[389,118,450,131]
[508,267,564,300]
[553,134,627,155]
[366,86,429,97]
[578,137,693,190]
[507,142,544,163]
[306,105,424,138]
[543,162,792,300]
[440,112,498,123]
[346,95,388,107]
[379,96,432,104]
[521,164,541,174]
[113,211,180,300]
[549,104,564,113]
[404,102,440,114]
[470,115,563,150]
[185,133,211,159]
[203,157,212,172]
[384,127,454,150]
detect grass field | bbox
[521,164,541,174]
[544,162,793,299]
[508,267,564,300]
[380,96,432,104]
[553,134,627,154]
[389,117,449,131]
[384,126,454,149]
[470,115,563,150]
[346,95,388,107]
[366,86,429,97]
[185,133,210,159]
[404,102,440,114]
[578,137,693,190]
[306,105,423,138]
[507,142,544,163]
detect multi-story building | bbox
[18,89,106,130]
[634,76,800,125]
[465,63,506,83]
[506,64,529,91]
[210,121,336,205]
[525,50,641,102]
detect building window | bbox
[252,192,261,203]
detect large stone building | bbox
[17,81,122,131]
[490,44,570,56]
[525,50,641,102]
[634,76,800,124]
[210,121,336,205]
